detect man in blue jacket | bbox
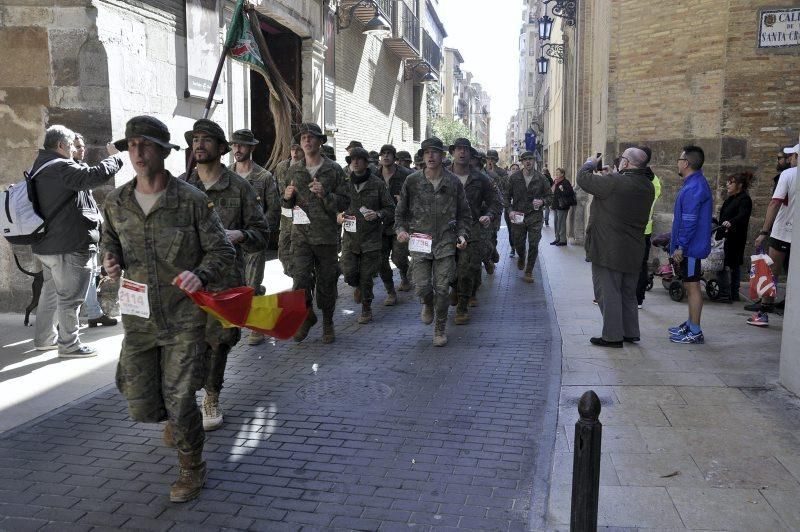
[669,145,713,344]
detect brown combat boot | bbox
[433,318,448,347]
[322,313,335,344]
[468,296,478,307]
[170,451,207,503]
[293,309,318,343]
[163,421,176,448]
[524,271,534,283]
[449,288,458,307]
[358,302,373,324]
[517,256,525,270]
[353,288,362,304]
[454,299,470,325]
[384,289,397,306]
[484,261,495,275]
[398,276,412,292]
[420,295,434,325]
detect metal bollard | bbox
[570,390,602,532]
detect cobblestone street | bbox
[0,234,559,531]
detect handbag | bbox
[748,248,776,300]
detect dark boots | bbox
[170,451,207,503]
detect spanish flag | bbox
[187,287,307,340]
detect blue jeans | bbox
[82,252,103,319]
[34,251,93,350]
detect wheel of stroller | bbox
[646,274,654,291]
[706,279,720,300]
[669,280,685,302]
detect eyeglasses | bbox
[677,158,687,163]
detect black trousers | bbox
[636,234,651,305]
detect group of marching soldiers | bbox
[99,115,550,503]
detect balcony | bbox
[339,0,394,31]
[421,29,441,74]
[384,1,420,60]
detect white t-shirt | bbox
[134,189,166,216]
[771,166,797,244]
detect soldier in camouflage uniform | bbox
[396,150,413,169]
[102,116,235,503]
[506,151,552,283]
[322,144,337,161]
[485,149,508,263]
[230,131,280,341]
[273,143,305,276]
[283,123,349,344]
[185,120,269,430]
[377,144,413,304]
[448,139,501,323]
[339,148,395,323]
[395,137,472,346]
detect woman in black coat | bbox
[715,172,753,302]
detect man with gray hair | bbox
[578,147,655,348]
[30,125,123,357]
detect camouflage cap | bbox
[230,129,259,146]
[184,119,230,155]
[294,122,327,144]
[345,147,370,165]
[520,151,535,160]
[486,149,500,160]
[113,115,180,152]
[396,150,412,162]
[416,137,447,158]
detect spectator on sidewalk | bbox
[746,143,797,326]
[715,172,753,303]
[578,148,655,348]
[549,168,576,246]
[542,167,553,227]
[32,125,123,356]
[668,146,713,343]
[774,147,792,193]
[73,134,119,328]
[636,146,661,309]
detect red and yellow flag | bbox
[187,287,307,340]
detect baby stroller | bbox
[650,229,723,302]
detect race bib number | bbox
[510,211,525,224]
[409,233,433,254]
[281,207,293,218]
[292,207,310,225]
[343,215,357,233]
[118,278,150,319]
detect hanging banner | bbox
[186,0,224,99]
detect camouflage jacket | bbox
[239,162,280,235]
[273,158,294,232]
[487,166,510,199]
[394,169,472,259]
[506,170,553,220]
[342,171,396,254]
[282,157,350,246]
[101,173,235,333]
[187,167,269,290]
[379,164,412,235]
[455,169,502,242]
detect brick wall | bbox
[331,29,422,160]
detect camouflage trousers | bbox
[455,239,487,300]
[512,215,544,273]
[116,327,206,454]
[341,249,381,303]
[244,251,266,295]
[292,242,339,313]
[203,316,242,394]
[379,234,410,290]
[411,253,456,319]
[504,209,514,247]
[278,218,293,276]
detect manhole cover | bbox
[296,378,394,405]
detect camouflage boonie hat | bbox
[346,140,363,151]
[486,149,500,160]
[113,115,180,152]
[379,144,397,156]
[294,122,327,144]
[448,137,474,155]
[396,150,412,162]
[322,144,336,161]
[346,147,370,165]
[520,151,535,160]
[474,150,487,161]
[416,137,447,158]
[231,129,259,145]
[413,154,424,164]
[184,119,230,155]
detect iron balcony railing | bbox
[375,0,393,23]
[422,29,441,74]
[393,1,420,55]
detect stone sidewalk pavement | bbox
[0,233,559,531]
[538,228,800,531]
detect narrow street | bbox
[0,231,560,531]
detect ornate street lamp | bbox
[537,55,549,75]
[337,0,390,36]
[541,42,564,63]
[538,14,554,41]
[542,0,577,27]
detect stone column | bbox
[301,38,326,125]
[569,185,590,246]
[779,140,800,394]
